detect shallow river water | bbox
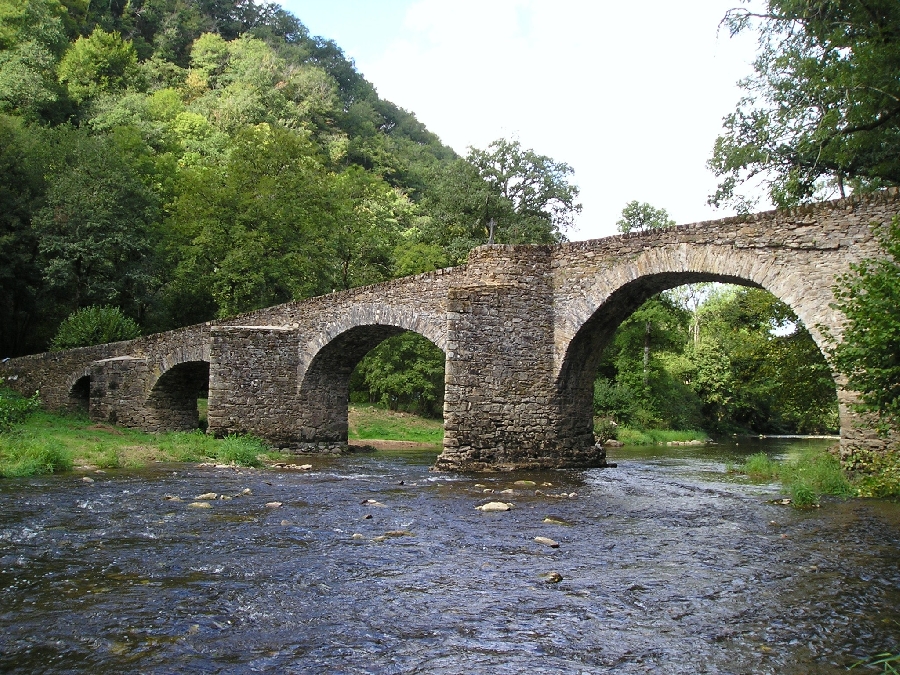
[1,438,899,674]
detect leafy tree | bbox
[616,200,675,233]
[50,304,140,350]
[32,126,160,319]
[0,115,47,356]
[829,216,900,433]
[693,287,837,433]
[351,332,445,417]
[710,0,900,210]
[57,26,138,103]
[467,137,580,244]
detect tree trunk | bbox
[643,320,651,386]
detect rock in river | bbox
[534,536,560,548]
[477,501,512,512]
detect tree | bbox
[32,126,160,321]
[417,139,581,264]
[466,138,580,243]
[709,0,900,211]
[351,332,445,417]
[829,216,900,433]
[57,27,139,103]
[616,200,675,233]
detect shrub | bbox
[216,435,265,467]
[50,306,141,351]
[0,389,41,433]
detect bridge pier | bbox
[435,247,606,471]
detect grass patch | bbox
[733,447,856,506]
[348,404,443,444]
[0,410,271,476]
[614,426,710,446]
[0,431,73,477]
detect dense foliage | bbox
[0,388,41,433]
[50,305,141,350]
[829,216,900,434]
[709,0,900,211]
[595,285,839,436]
[0,0,579,358]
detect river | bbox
[1,438,898,674]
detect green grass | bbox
[614,426,710,446]
[0,410,270,477]
[348,404,443,444]
[0,431,73,477]
[733,447,856,506]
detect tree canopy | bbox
[709,0,900,211]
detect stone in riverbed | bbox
[265,501,282,508]
[188,502,212,509]
[534,536,560,548]
[194,492,217,500]
[477,501,512,512]
[542,571,563,583]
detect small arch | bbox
[68,374,91,414]
[146,360,210,431]
[296,324,446,446]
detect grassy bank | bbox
[348,404,443,444]
[731,446,857,506]
[0,403,444,478]
[614,427,710,446]
[0,410,272,477]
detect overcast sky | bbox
[280,0,762,241]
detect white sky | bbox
[280,0,762,241]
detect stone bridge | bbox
[2,191,898,471]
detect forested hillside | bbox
[0,0,578,357]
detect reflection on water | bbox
[1,439,898,674]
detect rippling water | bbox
[1,438,898,674]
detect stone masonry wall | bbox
[2,191,899,470]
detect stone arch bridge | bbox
[3,191,898,471]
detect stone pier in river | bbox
[2,191,898,470]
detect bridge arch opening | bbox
[146,360,210,431]
[68,375,91,414]
[555,272,839,449]
[297,325,446,448]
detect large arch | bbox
[551,244,844,449]
[295,323,446,448]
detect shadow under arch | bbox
[552,270,835,448]
[146,360,210,431]
[67,373,91,414]
[296,324,446,447]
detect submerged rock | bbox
[194,492,217,500]
[188,502,212,509]
[534,536,560,548]
[265,501,282,508]
[542,571,563,583]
